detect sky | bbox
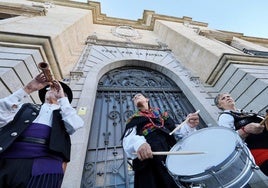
[75,0,268,39]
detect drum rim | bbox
[175,126,240,144]
[178,146,255,187]
[166,126,243,176]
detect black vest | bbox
[221,111,263,130]
[220,111,268,149]
[0,103,71,162]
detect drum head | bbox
[166,126,241,176]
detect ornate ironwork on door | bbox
[81,66,206,188]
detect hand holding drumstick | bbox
[136,142,153,161]
[260,110,268,130]
[169,110,200,135]
[134,142,205,161]
[134,110,201,161]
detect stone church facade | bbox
[0,0,268,187]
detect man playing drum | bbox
[122,93,199,188]
[215,92,268,176]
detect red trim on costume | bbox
[250,149,268,166]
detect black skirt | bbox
[0,158,63,188]
[132,131,181,188]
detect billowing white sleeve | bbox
[0,89,29,127]
[58,97,84,135]
[174,123,197,138]
[218,114,235,129]
[122,127,146,159]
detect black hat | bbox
[38,81,73,103]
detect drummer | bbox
[214,92,268,176]
[122,93,199,188]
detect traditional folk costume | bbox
[122,108,196,188]
[218,110,268,176]
[0,84,84,188]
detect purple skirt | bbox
[0,123,64,186]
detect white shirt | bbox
[217,110,244,138]
[0,89,84,135]
[123,122,196,159]
[218,110,236,130]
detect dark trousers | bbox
[134,158,180,188]
[260,160,268,176]
[133,131,181,188]
[0,158,63,188]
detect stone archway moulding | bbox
[76,44,219,126]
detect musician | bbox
[215,92,268,176]
[0,73,84,187]
[122,93,199,188]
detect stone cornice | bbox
[218,30,268,44]
[18,0,268,45]
[28,1,268,42]
[206,53,268,85]
[0,1,47,16]
[30,0,208,30]
[199,30,234,43]
[0,32,63,80]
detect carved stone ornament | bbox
[111,25,141,40]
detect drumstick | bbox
[169,110,200,135]
[133,151,205,155]
[260,115,268,130]
[260,115,268,125]
[152,151,205,155]
[169,120,187,135]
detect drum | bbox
[166,126,256,188]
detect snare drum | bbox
[166,126,256,188]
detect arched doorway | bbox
[81,66,206,188]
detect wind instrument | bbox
[38,62,54,82]
[38,62,60,91]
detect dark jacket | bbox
[0,103,71,162]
